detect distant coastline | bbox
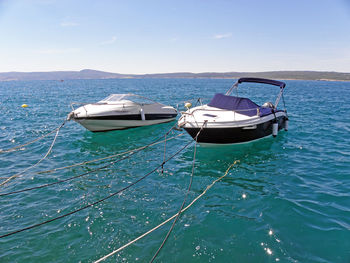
[0,69,349,82]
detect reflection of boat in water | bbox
[178,78,289,144]
[68,94,177,132]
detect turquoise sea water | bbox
[0,79,349,263]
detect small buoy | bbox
[272,122,278,137]
[184,102,192,109]
[284,119,289,131]
[21,104,28,108]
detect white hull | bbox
[69,94,177,132]
[178,105,287,129]
[75,117,176,132]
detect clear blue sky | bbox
[0,0,349,73]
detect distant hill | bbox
[0,69,349,81]
[140,71,350,81]
[0,69,129,81]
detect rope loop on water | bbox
[0,127,192,239]
[0,133,183,197]
[0,121,66,187]
[94,159,240,263]
[0,122,181,189]
[0,120,66,154]
[34,133,183,175]
[149,120,207,263]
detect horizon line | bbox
[0,69,350,74]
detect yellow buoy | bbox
[184,102,192,109]
[21,104,28,108]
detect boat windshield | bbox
[99,94,158,104]
[100,94,130,102]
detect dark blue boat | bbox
[177,78,289,144]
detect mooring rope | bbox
[33,130,181,177]
[35,133,183,175]
[0,138,195,239]
[0,151,131,197]
[161,131,168,175]
[281,92,288,118]
[0,121,66,187]
[0,121,66,154]
[94,160,240,263]
[0,133,183,197]
[149,120,206,263]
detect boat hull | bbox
[183,115,287,144]
[74,114,177,132]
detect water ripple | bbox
[1,79,350,263]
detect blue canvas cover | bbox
[208,93,272,117]
[259,107,273,117]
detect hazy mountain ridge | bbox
[0,69,349,81]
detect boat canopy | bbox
[237,78,286,89]
[208,93,272,117]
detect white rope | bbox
[0,122,64,187]
[0,121,65,153]
[149,121,205,262]
[35,133,184,175]
[94,160,239,263]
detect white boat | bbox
[68,94,177,132]
[177,78,289,144]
